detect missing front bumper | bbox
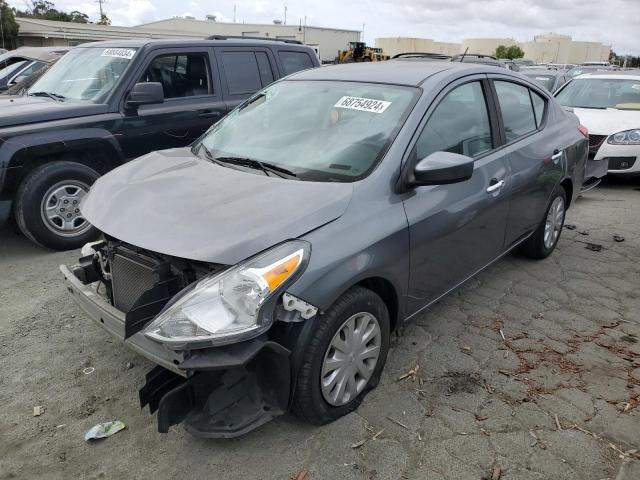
[61,263,292,438]
[140,339,291,438]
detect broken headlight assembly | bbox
[144,240,310,348]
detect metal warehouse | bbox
[15,16,361,63]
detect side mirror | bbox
[11,75,28,85]
[126,82,164,108]
[409,151,474,186]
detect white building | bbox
[375,33,611,64]
[14,17,360,63]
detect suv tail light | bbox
[578,124,589,138]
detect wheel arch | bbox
[1,131,125,197]
[559,177,574,208]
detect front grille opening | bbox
[98,238,227,338]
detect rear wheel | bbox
[14,161,100,250]
[520,187,567,259]
[293,286,390,425]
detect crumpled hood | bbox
[572,107,640,135]
[0,96,109,129]
[81,148,354,265]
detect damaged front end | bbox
[61,237,316,437]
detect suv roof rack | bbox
[205,35,302,45]
[392,52,452,60]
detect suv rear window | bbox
[220,51,262,95]
[279,51,314,75]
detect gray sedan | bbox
[61,61,588,438]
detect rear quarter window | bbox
[278,51,314,75]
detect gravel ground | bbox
[1,178,639,480]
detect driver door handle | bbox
[486,179,505,193]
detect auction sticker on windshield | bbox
[334,96,391,114]
[101,48,136,59]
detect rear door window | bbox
[255,52,275,86]
[220,51,262,95]
[416,81,493,159]
[494,81,537,142]
[278,51,314,75]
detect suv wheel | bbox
[520,187,567,259]
[14,161,100,250]
[293,286,390,425]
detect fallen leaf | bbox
[289,470,309,480]
[351,439,366,449]
[475,415,488,421]
[491,466,502,480]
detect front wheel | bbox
[520,187,567,259]
[14,161,100,250]
[293,286,390,425]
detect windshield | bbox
[555,78,640,110]
[198,80,418,182]
[28,47,137,101]
[523,73,556,91]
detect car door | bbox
[403,77,511,315]
[119,48,226,160]
[489,77,564,247]
[215,47,278,112]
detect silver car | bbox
[61,61,588,438]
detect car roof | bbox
[521,69,562,76]
[576,71,640,80]
[0,46,70,62]
[74,39,310,49]
[289,61,507,87]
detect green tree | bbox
[97,14,111,26]
[494,44,525,60]
[15,1,90,23]
[0,0,20,50]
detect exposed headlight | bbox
[608,129,640,145]
[144,240,310,348]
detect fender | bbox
[0,127,126,196]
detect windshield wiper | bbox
[214,156,297,179]
[29,91,65,101]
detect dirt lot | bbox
[1,179,639,480]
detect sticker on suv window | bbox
[334,96,391,113]
[101,48,136,59]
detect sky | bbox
[7,0,640,55]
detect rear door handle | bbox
[486,179,505,193]
[551,150,563,163]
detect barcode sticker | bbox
[101,48,136,59]
[334,96,391,113]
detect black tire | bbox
[520,187,567,259]
[14,161,100,250]
[293,286,390,425]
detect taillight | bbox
[578,124,589,138]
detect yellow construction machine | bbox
[336,42,389,63]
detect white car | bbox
[555,71,640,177]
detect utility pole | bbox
[284,5,287,25]
[233,4,237,23]
[96,0,106,18]
[361,23,365,42]
[0,4,5,50]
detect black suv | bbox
[0,38,320,249]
